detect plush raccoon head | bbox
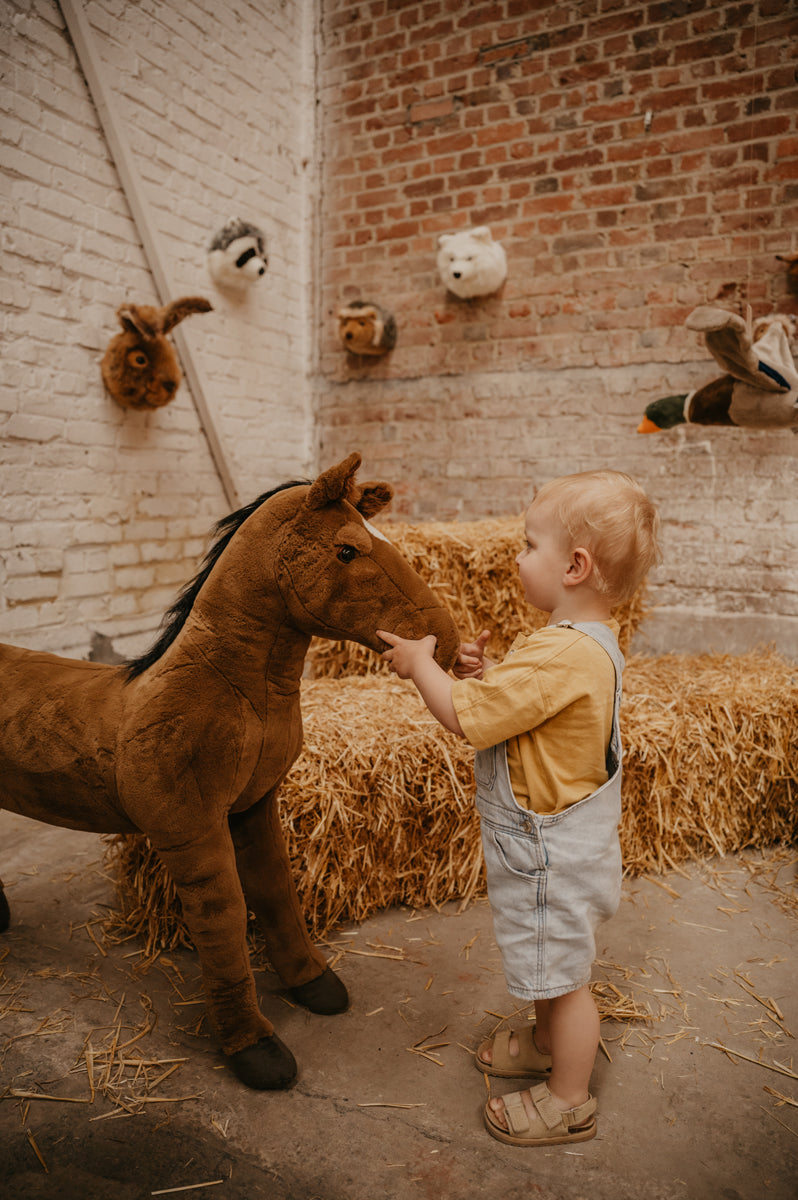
[208,219,268,289]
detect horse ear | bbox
[356,481,393,518]
[305,452,363,509]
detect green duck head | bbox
[638,394,687,433]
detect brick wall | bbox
[316,0,798,656]
[1,0,315,657]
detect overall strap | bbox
[555,620,625,681]
[558,621,624,775]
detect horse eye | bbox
[337,545,357,563]
[128,350,148,368]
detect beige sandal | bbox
[475,1025,552,1078]
[484,1081,597,1147]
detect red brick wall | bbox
[317,0,797,384]
[315,1,798,657]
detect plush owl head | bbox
[101,296,212,410]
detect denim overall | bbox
[474,621,625,1000]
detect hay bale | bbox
[104,649,798,956]
[620,648,798,874]
[306,516,649,677]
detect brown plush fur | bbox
[337,301,397,356]
[0,454,459,1088]
[101,296,212,410]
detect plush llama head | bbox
[208,219,268,289]
[436,226,507,299]
[337,301,397,356]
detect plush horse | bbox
[0,453,459,1090]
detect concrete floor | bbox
[1,809,796,1200]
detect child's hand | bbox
[453,629,491,679]
[377,630,437,680]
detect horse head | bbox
[275,453,459,671]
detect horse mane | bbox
[124,479,309,681]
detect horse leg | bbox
[152,828,297,1090]
[229,795,349,1015]
[0,878,9,933]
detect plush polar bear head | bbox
[436,226,507,299]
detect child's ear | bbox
[564,547,593,586]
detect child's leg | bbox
[532,997,551,1051]
[545,985,598,1109]
[487,985,598,1129]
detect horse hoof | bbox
[0,891,9,934]
[289,965,349,1015]
[228,1033,297,1090]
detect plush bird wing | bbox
[685,375,736,425]
[726,331,798,429]
[748,316,798,393]
[685,306,794,393]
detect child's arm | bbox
[377,630,465,737]
[453,629,494,679]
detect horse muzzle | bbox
[377,606,459,673]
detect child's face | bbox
[515,500,572,612]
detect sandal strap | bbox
[530,1083,597,1130]
[488,1026,552,1074]
[563,1093,597,1128]
[502,1090,531,1135]
[496,1085,597,1140]
[514,1025,552,1071]
[528,1082,567,1131]
[491,1029,513,1069]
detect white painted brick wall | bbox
[1,0,316,658]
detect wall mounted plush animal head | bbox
[437,225,508,299]
[337,300,397,356]
[208,219,268,289]
[101,297,212,410]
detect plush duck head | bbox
[638,309,798,434]
[638,395,689,432]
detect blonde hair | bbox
[531,470,661,605]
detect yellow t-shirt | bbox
[451,621,619,814]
